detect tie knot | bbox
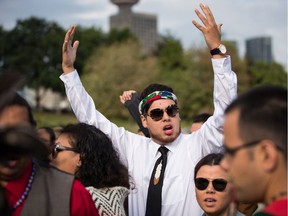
[158,146,169,155]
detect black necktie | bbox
[145,146,169,216]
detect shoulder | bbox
[72,179,90,194]
[37,163,75,183]
[87,186,129,197]
[70,180,99,216]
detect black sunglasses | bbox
[52,144,79,159]
[147,104,179,121]
[195,178,228,192]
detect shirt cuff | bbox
[59,70,82,87]
[211,56,232,74]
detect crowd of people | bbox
[0,3,286,216]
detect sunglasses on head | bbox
[52,144,79,159]
[146,104,179,121]
[195,178,228,192]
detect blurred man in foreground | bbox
[221,85,287,216]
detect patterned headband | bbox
[138,91,178,114]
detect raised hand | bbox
[119,90,137,104]
[62,25,79,74]
[192,4,222,53]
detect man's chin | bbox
[151,134,178,144]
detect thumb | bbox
[217,23,223,33]
[73,40,79,50]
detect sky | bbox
[0,0,287,70]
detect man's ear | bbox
[141,115,148,128]
[258,140,278,172]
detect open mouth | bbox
[163,125,173,135]
[204,198,217,207]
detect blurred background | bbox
[0,0,286,132]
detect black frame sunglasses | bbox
[147,104,179,121]
[52,144,79,159]
[195,178,228,192]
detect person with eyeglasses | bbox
[221,85,287,216]
[59,4,237,216]
[50,122,130,215]
[194,153,245,216]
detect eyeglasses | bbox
[52,144,79,159]
[223,140,261,157]
[195,178,228,192]
[146,104,179,121]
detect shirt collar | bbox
[149,134,183,157]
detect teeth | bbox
[205,198,215,202]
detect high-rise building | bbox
[110,0,157,54]
[245,37,273,64]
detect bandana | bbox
[138,91,178,114]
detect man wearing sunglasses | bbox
[60,4,237,216]
[221,85,287,216]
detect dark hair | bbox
[38,127,56,145]
[194,153,224,180]
[60,123,130,189]
[140,83,174,114]
[192,113,212,123]
[225,85,287,159]
[2,93,36,127]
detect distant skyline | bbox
[0,0,287,70]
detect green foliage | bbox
[157,33,185,70]
[106,28,138,45]
[0,17,286,120]
[81,40,159,119]
[249,61,287,88]
[73,26,105,76]
[1,17,65,92]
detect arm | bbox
[190,4,237,153]
[120,90,150,137]
[60,26,140,165]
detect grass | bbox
[34,111,140,132]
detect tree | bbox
[72,26,105,76]
[157,33,185,70]
[249,61,287,88]
[0,26,6,69]
[81,40,159,119]
[105,28,137,45]
[1,17,65,110]
[0,18,106,110]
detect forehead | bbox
[0,105,30,127]
[148,99,176,110]
[196,165,227,179]
[56,134,72,146]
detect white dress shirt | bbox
[60,56,237,216]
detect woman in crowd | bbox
[50,122,130,216]
[194,153,245,216]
